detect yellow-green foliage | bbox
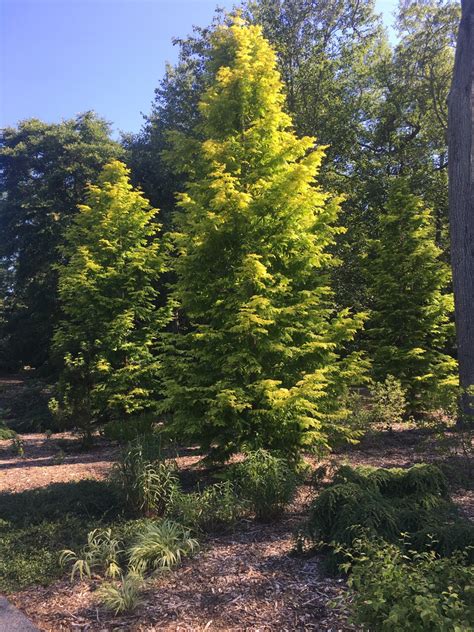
[128,520,199,573]
[162,18,366,459]
[366,180,457,412]
[52,161,172,433]
[97,573,144,614]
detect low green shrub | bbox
[369,375,407,427]
[97,573,144,614]
[111,436,179,516]
[229,450,298,521]
[102,417,155,444]
[128,520,199,573]
[0,419,16,440]
[341,535,474,631]
[0,516,88,592]
[169,481,245,532]
[305,464,473,562]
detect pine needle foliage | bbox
[366,180,457,412]
[52,161,172,435]
[162,18,366,460]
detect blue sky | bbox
[0,0,398,136]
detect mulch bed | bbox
[2,425,473,631]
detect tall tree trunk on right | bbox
[448,0,474,419]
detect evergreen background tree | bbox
[0,113,122,370]
[365,180,457,412]
[52,161,171,436]
[162,19,366,460]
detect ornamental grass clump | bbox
[128,520,199,574]
[169,480,245,532]
[111,436,180,517]
[59,528,123,581]
[97,573,145,614]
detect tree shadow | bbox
[0,479,125,526]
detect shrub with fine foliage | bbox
[230,449,298,520]
[305,464,474,561]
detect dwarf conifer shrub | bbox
[305,464,473,559]
[342,536,474,631]
[230,450,298,520]
[0,419,16,440]
[369,375,407,426]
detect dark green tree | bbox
[52,161,171,437]
[162,19,366,460]
[0,112,122,370]
[366,181,457,412]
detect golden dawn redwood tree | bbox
[366,181,457,412]
[52,161,171,436]
[162,19,366,459]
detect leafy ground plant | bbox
[128,520,199,574]
[341,535,474,631]
[60,528,123,580]
[168,481,245,532]
[0,480,124,592]
[230,450,298,521]
[97,573,145,614]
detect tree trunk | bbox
[448,0,474,420]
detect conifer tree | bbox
[52,161,171,436]
[366,180,457,411]
[162,19,366,459]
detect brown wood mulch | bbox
[10,514,355,631]
[2,425,473,632]
[0,433,118,493]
